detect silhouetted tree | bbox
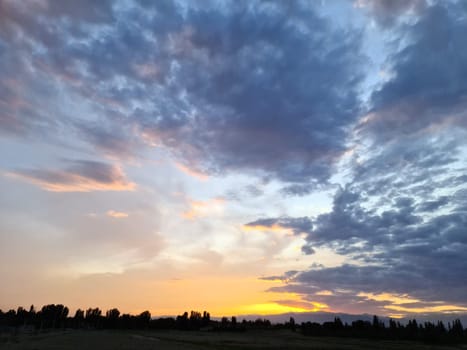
[137,310,151,329]
[105,308,120,328]
[221,316,229,329]
[450,319,464,339]
[289,316,296,331]
[85,307,102,329]
[202,311,210,326]
[407,319,419,340]
[372,315,383,329]
[176,311,189,330]
[73,309,84,328]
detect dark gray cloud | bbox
[9,160,135,192]
[280,182,323,197]
[0,0,365,184]
[261,132,467,311]
[260,270,299,283]
[417,196,449,212]
[158,3,363,183]
[254,1,467,312]
[361,1,467,142]
[73,119,143,159]
[258,134,467,317]
[245,216,313,236]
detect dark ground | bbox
[2,329,467,350]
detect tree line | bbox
[301,315,466,344]
[0,305,151,331]
[1,304,466,344]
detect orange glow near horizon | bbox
[146,277,301,316]
[46,274,324,318]
[235,302,311,316]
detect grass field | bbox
[1,329,467,350]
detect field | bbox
[1,329,467,350]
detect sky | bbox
[1,0,467,319]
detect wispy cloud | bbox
[175,163,209,181]
[106,210,129,218]
[182,198,225,220]
[7,160,135,192]
[244,217,312,236]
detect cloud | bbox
[287,4,467,315]
[0,63,58,139]
[182,197,225,220]
[244,217,312,236]
[360,1,467,142]
[106,210,129,218]
[175,163,209,181]
[355,0,426,27]
[258,6,467,309]
[0,1,365,184]
[150,2,364,183]
[73,121,143,160]
[300,5,467,314]
[265,132,467,315]
[280,183,317,197]
[7,160,135,192]
[0,168,164,277]
[260,270,299,283]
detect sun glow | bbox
[237,302,310,315]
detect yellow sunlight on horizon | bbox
[118,276,326,317]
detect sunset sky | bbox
[1,0,467,319]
